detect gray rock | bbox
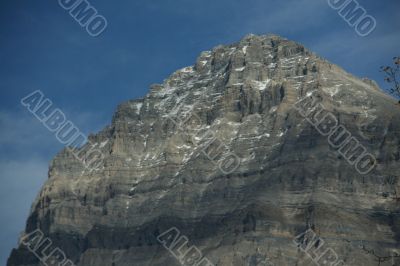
[8,34,400,266]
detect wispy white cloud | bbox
[0,80,115,262]
[0,111,57,154]
[0,107,109,264]
[0,107,109,158]
[0,158,48,265]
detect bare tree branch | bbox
[360,244,400,266]
[381,56,400,100]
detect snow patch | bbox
[177,144,191,149]
[269,106,278,113]
[99,140,109,148]
[265,53,273,58]
[323,85,341,97]
[135,103,143,114]
[252,80,271,91]
[290,75,305,79]
[306,91,316,97]
[227,121,241,126]
[276,130,287,137]
[180,66,194,73]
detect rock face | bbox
[8,34,400,266]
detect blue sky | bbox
[0,0,399,264]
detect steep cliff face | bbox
[8,34,400,266]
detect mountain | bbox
[8,34,400,266]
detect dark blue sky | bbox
[0,0,399,263]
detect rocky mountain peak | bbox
[8,34,400,266]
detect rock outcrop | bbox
[8,34,400,266]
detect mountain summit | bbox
[8,34,400,266]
